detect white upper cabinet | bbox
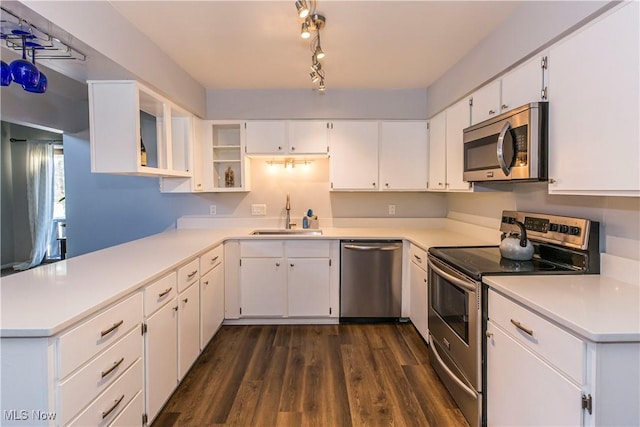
[245,120,329,155]
[288,120,329,155]
[501,54,547,114]
[470,80,500,125]
[428,102,472,192]
[427,110,447,191]
[245,120,287,154]
[329,121,380,190]
[379,121,428,190]
[88,80,194,177]
[547,1,639,196]
[470,55,547,125]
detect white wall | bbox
[207,89,428,120]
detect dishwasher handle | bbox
[343,243,402,251]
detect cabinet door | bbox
[288,121,329,154]
[409,261,428,341]
[548,2,640,195]
[427,111,447,191]
[329,121,379,190]
[145,299,178,423]
[470,80,500,125]
[245,121,287,154]
[379,121,428,190]
[445,99,472,191]
[287,258,331,317]
[486,321,583,426]
[200,262,224,349]
[239,258,286,316]
[178,283,200,380]
[501,55,546,114]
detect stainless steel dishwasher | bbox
[340,240,403,322]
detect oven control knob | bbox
[549,223,559,232]
[569,226,581,236]
[560,225,570,234]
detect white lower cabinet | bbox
[200,261,225,349]
[409,245,428,341]
[178,282,200,379]
[110,390,144,427]
[486,288,640,427]
[144,294,178,424]
[232,240,337,320]
[487,321,583,426]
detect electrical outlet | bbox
[251,204,267,216]
[388,204,396,215]
[209,205,216,215]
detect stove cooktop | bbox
[428,246,578,280]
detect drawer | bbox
[68,358,142,427]
[58,327,142,425]
[109,389,143,427]
[143,272,177,317]
[58,293,143,379]
[488,290,585,384]
[285,241,330,258]
[409,245,427,271]
[177,258,200,293]
[200,245,223,275]
[240,241,284,258]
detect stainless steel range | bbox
[427,210,600,427]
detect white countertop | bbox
[484,274,640,343]
[0,225,493,338]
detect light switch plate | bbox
[251,204,267,216]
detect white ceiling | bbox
[109,1,521,90]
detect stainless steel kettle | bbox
[499,221,534,261]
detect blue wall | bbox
[63,132,211,257]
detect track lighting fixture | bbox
[294,1,327,92]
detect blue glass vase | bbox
[0,61,11,86]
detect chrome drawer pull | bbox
[100,320,124,337]
[158,287,172,298]
[101,394,125,419]
[510,319,534,336]
[187,270,198,279]
[101,357,125,379]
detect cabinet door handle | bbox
[548,178,556,184]
[158,287,172,298]
[372,182,376,187]
[501,104,508,110]
[275,262,280,267]
[385,183,389,187]
[291,146,295,151]
[100,320,124,338]
[187,270,198,279]
[101,357,125,379]
[101,394,125,419]
[182,298,189,304]
[203,280,209,286]
[290,263,295,267]
[278,146,282,150]
[510,319,534,336]
[489,109,495,115]
[173,306,179,312]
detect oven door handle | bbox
[428,259,477,293]
[497,121,513,176]
[430,337,478,399]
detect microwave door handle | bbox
[497,121,512,176]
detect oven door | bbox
[463,104,538,182]
[428,255,482,419]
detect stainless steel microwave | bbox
[463,102,548,182]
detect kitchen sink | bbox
[250,229,323,236]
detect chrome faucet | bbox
[285,193,292,229]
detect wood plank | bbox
[152,323,470,427]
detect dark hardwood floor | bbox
[152,323,468,427]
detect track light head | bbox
[314,45,325,60]
[300,19,311,39]
[295,0,309,18]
